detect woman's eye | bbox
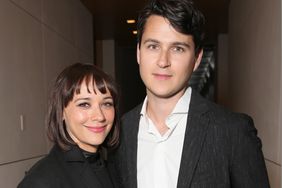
[77,102,90,108]
[103,102,114,108]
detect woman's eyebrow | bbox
[73,97,91,102]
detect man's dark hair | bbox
[137,0,205,53]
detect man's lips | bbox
[152,73,172,80]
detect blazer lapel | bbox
[177,91,210,188]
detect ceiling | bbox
[80,0,230,46]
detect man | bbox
[114,0,270,187]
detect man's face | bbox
[137,15,203,100]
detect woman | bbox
[18,63,120,188]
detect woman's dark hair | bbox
[137,0,205,54]
[47,63,120,151]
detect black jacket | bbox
[114,91,270,188]
[18,144,118,188]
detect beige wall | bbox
[228,0,281,187]
[0,0,93,187]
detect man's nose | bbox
[157,50,171,68]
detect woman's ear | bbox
[62,110,65,121]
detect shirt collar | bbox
[140,96,148,116]
[140,87,192,117]
[171,87,191,114]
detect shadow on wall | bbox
[115,45,146,115]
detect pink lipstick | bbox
[86,126,106,133]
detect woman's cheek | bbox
[75,110,89,124]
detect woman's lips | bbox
[86,126,106,133]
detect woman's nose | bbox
[90,106,106,122]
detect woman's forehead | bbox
[75,77,109,95]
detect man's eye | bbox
[147,44,158,50]
[172,46,185,52]
[77,102,90,108]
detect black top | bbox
[82,149,114,188]
[18,144,118,188]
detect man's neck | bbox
[146,89,186,135]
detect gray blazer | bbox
[113,91,270,188]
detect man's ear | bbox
[136,43,140,65]
[193,48,203,71]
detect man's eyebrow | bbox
[143,38,160,44]
[171,42,192,48]
[143,39,192,48]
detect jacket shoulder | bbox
[17,146,64,188]
[208,101,253,128]
[121,103,142,123]
[194,92,252,124]
[191,92,254,135]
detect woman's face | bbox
[63,79,115,152]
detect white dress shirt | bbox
[137,88,192,188]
